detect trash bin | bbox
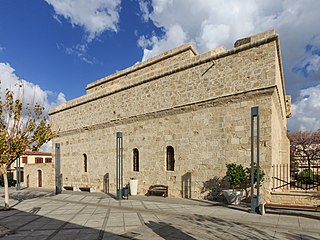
[129,179,138,195]
[251,194,261,213]
[122,187,129,200]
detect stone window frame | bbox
[133,148,139,172]
[83,153,88,173]
[166,146,175,171]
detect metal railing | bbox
[272,164,320,191]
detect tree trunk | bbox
[3,171,10,209]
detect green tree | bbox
[0,83,52,209]
[288,129,320,172]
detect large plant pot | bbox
[222,189,245,205]
[129,179,138,195]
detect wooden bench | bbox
[147,185,168,197]
[79,187,91,192]
[63,186,74,191]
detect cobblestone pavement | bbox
[0,188,319,239]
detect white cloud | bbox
[306,55,320,74]
[0,46,5,53]
[138,0,150,22]
[294,47,320,77]
[138,0,320,76]
[295,54,320,76]
[198,22,230,50]
[40,140,52,152]
[0,62,66,115]
[138,0,320,132]
[64,43,94,64]
[138,24,188,61]
[0,63,66,153]
[288,85,320,132]
[139,0,259,59]
[46,0,121,42]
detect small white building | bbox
[9,152,53,188]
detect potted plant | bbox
[223,163,246,205]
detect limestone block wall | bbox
[52,91,274,199]
[24,163,55,190]
[269,191,320,207]
[50,30,290,200]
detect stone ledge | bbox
[86,43,198,91]
[271,191,320,197]
[56,86,275,137]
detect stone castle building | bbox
[50,30,291,201]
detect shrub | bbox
[226,163,265,190]
[297,170,320,184]
[226,163,246,190]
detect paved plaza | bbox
[0,188,319,239]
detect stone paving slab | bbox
[0,188,320,239]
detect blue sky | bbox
[0,0,152,99]
[1,0,320,133]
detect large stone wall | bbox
[50,30,290,200]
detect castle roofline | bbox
[23,151,52,156]
[86,43,198,91]
[50,29,284,116]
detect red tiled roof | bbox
[24,151,52,156]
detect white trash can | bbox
[129,179,138,195]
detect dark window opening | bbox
[83,154,88,172]
[35,157,43,164]
[38,170,42,187]
[166,146,175,171]
[22,157,27,164]
[20,171,24,182]
[133,148,139,172]
[45,158,52,163]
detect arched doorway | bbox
[38,170,42,187]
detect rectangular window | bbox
[20,171,24,182]
[166,146,175,171]
[35,157,43,163]
[45,158,52,163]
[22,157,27,164]
[133,148,139,172]
[83,154,88,172]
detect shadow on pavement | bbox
[174,214,320,240]
[265,208,320,221]
[1,190,54,202]
[0,208,130,240]
[146,220,196,239]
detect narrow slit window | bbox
[166,146,175,171]
[133,148,139,172]
[83,153,88,172]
